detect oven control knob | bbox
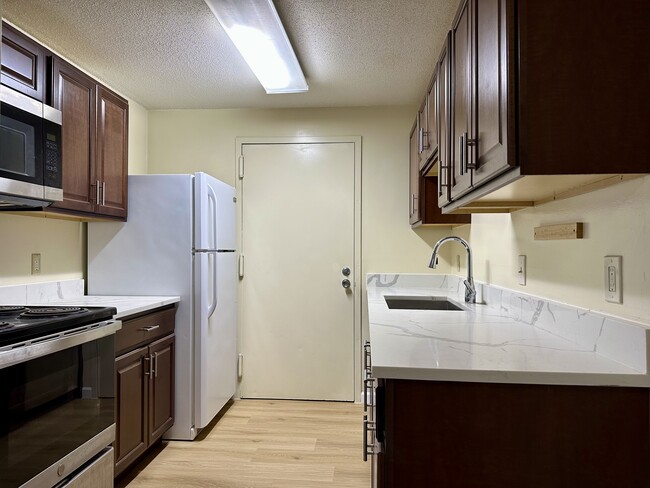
[57,464,66,477]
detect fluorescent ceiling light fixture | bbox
[204,0,308,94]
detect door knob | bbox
[342,279,351,289]
[342,267,351,276]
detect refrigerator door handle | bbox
[207,184,218,251]
[206,184,219,318]
[208,252,218,318]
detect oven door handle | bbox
[0,320,122,370]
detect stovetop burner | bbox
[19,307,88,318]
[0,306,27,315]
[0,305,117,348]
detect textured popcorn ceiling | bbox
[3,0,458,110]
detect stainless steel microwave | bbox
[0,85,63,208]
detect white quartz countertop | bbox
[367,274,650,387]
[34,295,180,319]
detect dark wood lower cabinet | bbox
[114,306,176,478]
[377,379,650,488]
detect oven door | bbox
[0,321,120,488]
[0,85,62,207]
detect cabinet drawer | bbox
[116,307,175,355]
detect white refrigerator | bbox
[88,172,237,440]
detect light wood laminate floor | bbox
[117,399,370,488]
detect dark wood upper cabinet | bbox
[449,0,472,201]
[1,22,129,221]
[1,22,47,101]
[471,0,511,187]
[437,35,452,208]
[48,62,128,220]
[50,57,97,214]
[416,0,650,213]
[96,86,128,219]
[408,123,421,225]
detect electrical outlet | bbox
[31,253,41,275]
[604,256,622,303]
[517,255,526,286]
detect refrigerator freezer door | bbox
[194,172,236,251]
[194,251,238,429]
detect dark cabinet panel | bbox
[96,86,128,219]
[1,22,47,101]
[115,346,149,474]
[408,123,421,225]
[437,35,452,207]
[148,335,175,443]
[50,57,96,213]
[450,0,472,200]
[377,379,650,488]
[471,0,512,187]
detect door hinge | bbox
[237,353,243,378]
[238,155,244,179]
[238,254,245,278]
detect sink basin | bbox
[384,295,465,311]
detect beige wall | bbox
[449,177,650,323]
[0,98,149,286]
[148,106,456,334]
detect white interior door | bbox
[240,142,356,401]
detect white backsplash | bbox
[0,279,85,304]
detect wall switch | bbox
[517,255,526,286]
[31,253,41,275]
[604,256,622,303]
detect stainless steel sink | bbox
[384,295,465,311]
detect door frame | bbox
[235,136,363,402]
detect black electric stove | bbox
[0,305,117,348]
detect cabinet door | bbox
[437,34,452,207]
[148,335,175,443]
[471,0,511,186]
[1,22,46,101]
[96,85,128,219]
[450,0,473,201]
[417,98,429,165]
[115,346,149,476]
[426,71,439,163]
[408,123,421,225]
[50,57,97,214]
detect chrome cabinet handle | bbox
[138,325,160,332]
[102,181,106,205]
[154,352,159,378]
[459,134,465,175]
[363,415,376,462]
[96,180,101,204]
[364,377,375,413]
[466,134,477,170]
[149,353,155,379]
[144,355,151,376]
[342,279,351,289]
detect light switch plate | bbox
[31,253,41,275]
[604,255,622,303]
[517,255,526,286]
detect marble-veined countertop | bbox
[0,279,180,319]
[367,274,650,387]
[35,295,181,319]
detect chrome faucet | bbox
[428,236,476,303]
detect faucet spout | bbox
[428,236,476,303]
